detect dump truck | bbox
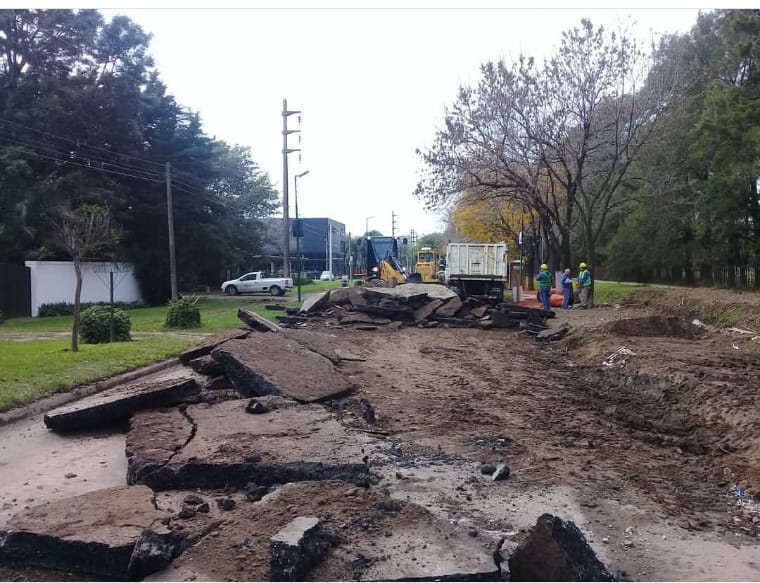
[355,235,407,287]
[444,242,508,298]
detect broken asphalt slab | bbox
[370,282,459,302]
[178,328,250,364]
[508,513,614,582]
[43,371,201,433]
[211,334,354,402]
[0,485,181,580]
[126,397,369,491]
[270,516,331,581]
[145,481,500,582]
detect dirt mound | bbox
[627,287,760,331]
[603,316,703,339]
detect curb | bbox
[0,357,181,428]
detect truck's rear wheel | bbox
[270,285,282,297]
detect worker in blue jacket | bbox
[536,263,552,310]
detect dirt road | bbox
[327,300,760,580]
[1,288,759,581]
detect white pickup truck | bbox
[221,272,293,297]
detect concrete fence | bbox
[24,261,143,317]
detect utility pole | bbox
[294,170,309,302]
[391,211,398,238]
[409,228,416,270]
[165,162,178,300]
[282,98,301,277]
[328,223,333,275]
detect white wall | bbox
[24,261,143,317]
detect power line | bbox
[0,126,208,194]
[0,118,166,170]
[0,131,162,180]
[0,143,163,183]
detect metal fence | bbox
[602,265,759,290]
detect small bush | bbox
[717,308,743,326]
[165,296,201,329]
[293,276,314,286]
[80,305,132,343]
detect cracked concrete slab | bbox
[281,329,343,364]
[0,485,176,580]
[43,372,200,433]
[146,481,500,582]
[211,335,354,402]
[126,398,369,491]
[178,329,250,364]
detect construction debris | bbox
[211,334,354,402]
[125,398,370,491]
[270,517,331,581]
[237,308,283,333]
[0,486,175,580]
[43,374,200,433]
[508,514,614,582]
[178,328,250,364]
[293,283,555,333]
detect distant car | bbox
[220,271,293,296]
[320,271,335,281]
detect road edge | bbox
[0,357,181,428]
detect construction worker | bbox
[536,263,552,310]
[576,262,592,308]
[560,268,573,309]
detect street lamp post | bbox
[365,215,375,236]
[294,170,310,302]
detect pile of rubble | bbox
[281,283,568,341]
[0,319,610,581]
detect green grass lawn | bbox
[0,336,194,411]
[0,296,303,412]
[593,281,648,304]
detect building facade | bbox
[261,217,347,277]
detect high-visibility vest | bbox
[578,269,592,287]
[537,270,552,288]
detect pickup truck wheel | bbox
[270,285,282,297]
[225,285,238,296]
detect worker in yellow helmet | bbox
[536,263,552,310]
[576,262,592,308]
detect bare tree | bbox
[48,204,119,352]
[415,19,675,281]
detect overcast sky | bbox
[96,3,706,238]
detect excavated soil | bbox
[2,287,760,581]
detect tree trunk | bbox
[72,258,82,352]
[559,228,572,272]
[583,222,595,309]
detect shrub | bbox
[80,305,132,343]
[717,308,743,326]
[165,296,201,329]
[38,301,145,317]
[293,276,314,286]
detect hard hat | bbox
[540,263,548,270]
[579,262,587,268]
